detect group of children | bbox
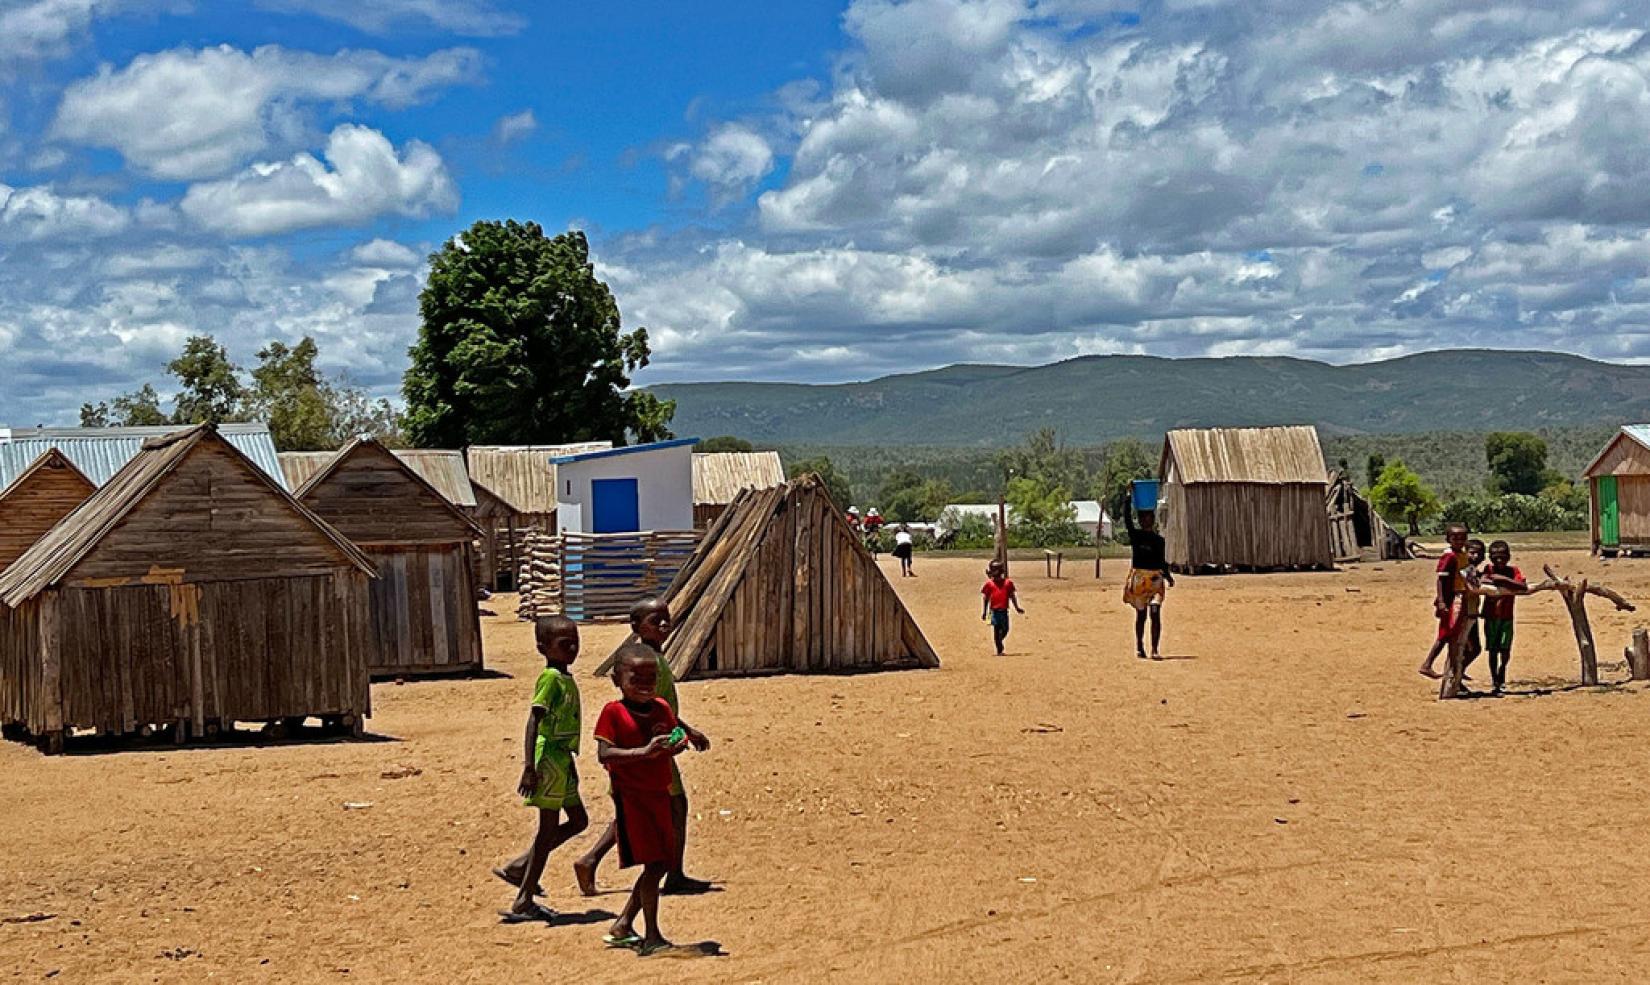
[497,598,711,956]
[1418,523,1527,694]
[978,499,1175,658]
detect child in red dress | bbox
[595,643,692,955]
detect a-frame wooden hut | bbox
[0,449,95,573]
[0,425,376,753]
[294,437,485,677]
[1159,426,1333,572]
[1582,425,1650,557]
[597,474,939,680]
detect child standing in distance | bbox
[595,643,692,955]
[495,615,589,922]
[980,560,1023,655]
[1480,540,1527,694]
[893,524,916,578]
[1122,503,1174,660]
[574,598,712,897]
[1419,523,1471,679]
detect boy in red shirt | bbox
[1419,523,1470,679]
[1480,540,1527,694]
[980,560,1024,655]
[595,643,692,955]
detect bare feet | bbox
[493,866,544,897]
[1417,666,1442,679]
[662,874,714,895]
[572,859,597,897]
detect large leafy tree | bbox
[1371,459,1440,535]
[1484,432,1561,495]
[80,384,169,427]
[1095,438,1156,525]
[245,338,405,450]
[877,469,952,522]
[402,222,672,447]
[696,435,754,453]
[168,335,245,425]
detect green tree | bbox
[696,436,754,453]
[403,221,671,447]
[997,427,1085,491]
[1366,453,1386,490]
[1371,459,1440,535]
[1484,432,1562,495]
[80,383,170,427]
[168,335,245,425]
[1096,438,1156,527]
[878,470,952,522]
[788,456,852,511]
[246,338,334,450]
[328,378,407,448]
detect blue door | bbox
[591,477,641,533]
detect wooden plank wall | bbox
[1167,482,1333,569]
[558,531,701,621]
[29,573,370,737]
[1618,476,1650,545]
[72,442,350,584]
[0,465,94,572]
[363,545,483,676]
[0,600,43,732]
[302,445,475,546]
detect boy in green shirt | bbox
[574,597,713,896]
[495,615,589,922]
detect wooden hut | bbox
[0,425,376,753]
[294,438,485,677]
[1582,425,1650,557]
[1325,470,1406,562]
[692,451,785,528]
[596,474,940,680]
[1159,426,1333,572]
[0,449,95,574]
[465,443,609,590]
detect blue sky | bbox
[5,0,1650,425]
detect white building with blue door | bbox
[553,437,698,534]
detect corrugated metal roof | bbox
[466,442,611,514]
[0,423,287,490]
[277,451,333,490]
[1162,426,1328,485]
[0,426,373,606]
[692,452,786,505]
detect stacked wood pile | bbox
[294,438,486,678]
[0,425,376,753]
[516,528,560,621]
[1160,426,1334,572]
[0,449,96,574]
[595,474,940,681]
[518,530,700,622]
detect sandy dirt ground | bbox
[8,550,1650,984]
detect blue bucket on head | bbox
[1131,479,1160,512]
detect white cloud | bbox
[179,124,457,236]
[491,108,537,144]
[255,0,524,36]
[52,44,480,179]
[688,124,775,197]
[0,0,126,64]
[349,238,421,267]
[0,183,128,240]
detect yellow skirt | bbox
[1123,569,1167,611]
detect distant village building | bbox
[691,451,786,528]
[0,423,286,490]
[465,442,611,590]
[0,449,96,574]
[1582,425,1650,557]
[1158,426,1333,572]
[554,438,697,534]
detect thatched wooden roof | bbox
[0,425,374,606]
[1162,426,1327,485]
[280,448,477,508]
[692,452,785,505]
[465,443,611,514]
[294,437,482,542]
[0,422,286,489]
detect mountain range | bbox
[647,350,1650,447]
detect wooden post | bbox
[1525,565,1636,688]
[994,498,1008,575]
[1624,628,1650,681]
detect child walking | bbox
[575,598,711,897]
[893,524,916,578]
[595,643,694,955]
[980,560,1023,655]
[1122,502,1173,660]
[495,615,589,922]
[1480,540,1527,693]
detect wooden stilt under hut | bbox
[0,449,95,574]
[0,425,377,753]
[1159,426,1334,573]
[596,473,940,680]
[294,437,486,678]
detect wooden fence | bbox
[517,530,701,622]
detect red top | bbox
[1481,564,1524,620]
[1435,549,1467,599]
[594,698,679,792]
[981,577,1016,610]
